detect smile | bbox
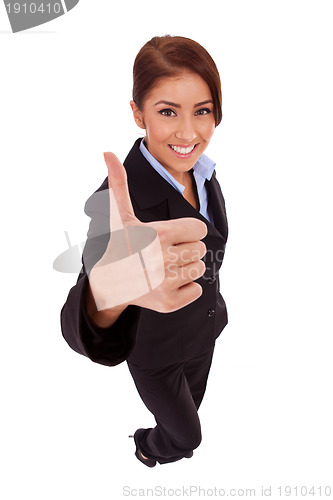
[169,144,198,155]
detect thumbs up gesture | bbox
[87,152,207,321]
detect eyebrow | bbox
[154,99,213,108]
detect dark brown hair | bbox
[132,35,222,126]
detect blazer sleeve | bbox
[60,184,142,367]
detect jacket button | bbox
[208,276,216,284]
[207,308,215,317]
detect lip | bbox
[169,144,197,148]
[168,143,199,159]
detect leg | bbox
[127,347,215,464]
[183,347,215,410]
[128,359,201,464]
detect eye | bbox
[158,108,177,117]
[195,108,212,116]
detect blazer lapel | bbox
[124,139,172,220]
[205,172,228,242]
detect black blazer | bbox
[60,139,228,368]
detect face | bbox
[130,71,216,183]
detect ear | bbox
[130,100,146,130]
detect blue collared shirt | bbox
[139,139,215,224]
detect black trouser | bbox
[127,346,215,464]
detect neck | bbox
[170,169,192,185]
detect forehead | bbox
[146,71,212,104]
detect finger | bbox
[166,241,206,266]
[167,259,206,290]
[171,282,203,311]
[152,217,207,246]
[103,152,138,232]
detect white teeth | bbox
[170,144,196,155]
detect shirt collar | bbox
[139,138,215,188]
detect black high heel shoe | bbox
[129,430,157,468]
[134,447,157,467]
[129,431,192,465]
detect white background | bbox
[1,1,333,498]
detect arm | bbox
[85,281,127,329]
[60,185,142,367]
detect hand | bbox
[88,152,207,313]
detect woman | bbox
[61,35,228,467]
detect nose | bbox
[175,116,196,143]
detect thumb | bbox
[103,152,138,231]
